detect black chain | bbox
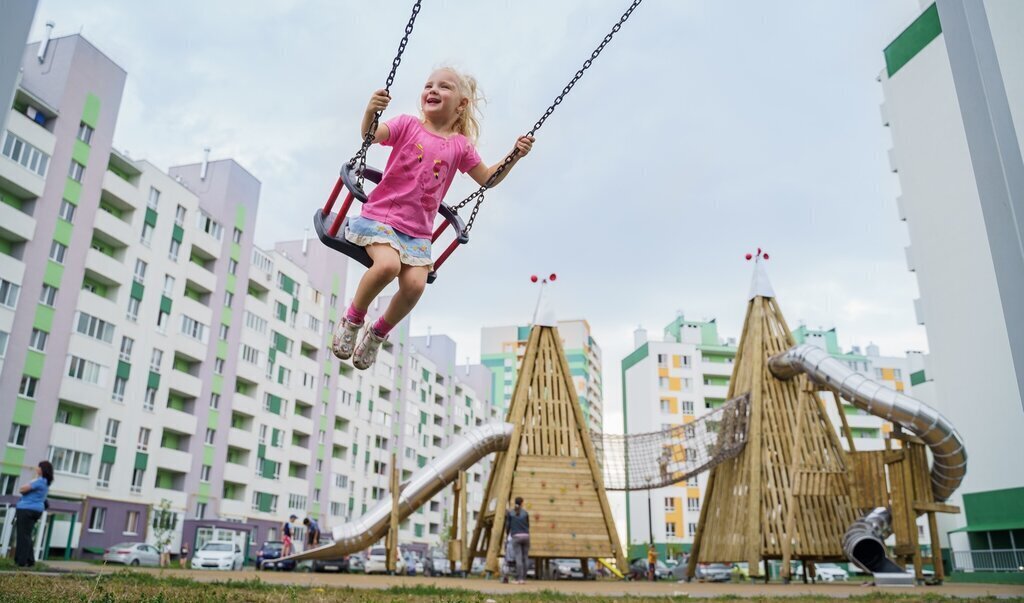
[454,0,644,235]
[349,0,423,189]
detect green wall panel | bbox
[211,374,223,394]
[71,139,90,165]
[23,351,45,379]
[207,411,219,430]
[216,340,228,360]
[885,3,941,77]
[221,308,232,326]
[43,262,63,287]
[130,281,144,300]
[197,483,210,498]
[52,220,73,246]
[12,399,35,425]
[230,243,240,262]
[225,273,236,294]
[203,445,215,466]
[147,371,160,390]
[33,305,54,332]
[116,361,131,380]
[160,296,172,314]
[134,452,148,470]
[101,445,116,464]
[171,224,184,243]
[235,204,246,230]
[81,93,101,128]
[63,179,81,204]
[3,447,26,472]
[144,208,158,227]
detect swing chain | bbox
[453,0,644,235]
[349,0,424,190]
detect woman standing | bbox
[504,497,530,584]
[15,461,53,567]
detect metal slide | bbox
[769,344,967,584]
[284,422,513,563]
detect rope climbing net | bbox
[593,393,751,491]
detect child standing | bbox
[332,67,534,369]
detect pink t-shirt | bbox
[359,114,482,240]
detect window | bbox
[19,375,38,398]
[258,425,267,444]
[200,465,211,482]
[288,493,307,510]
[0,475,17,496]
[0,279,20,309]
[39,284,57,307]
[660,399,671,413]
[77,122,94,144]
[150,349,163,372]
[58,199,76,223]
[168,239,180,261]
[7,423,27,447]
[664,497,676,512]
[242,345,260,365]
[1,131,50,176]
[180,315,208,342]
[28,328,48,352]
[657,353,668,366]
[205,428,216,445]
[232,228,242,243]
[196,212,223,240]
[227,259,238,275]
[124,511,139,535]
[68,160,85,182]
[76,312,115,343]
[112,376,127,402]
[147,186,160,209]
[214,358,225,374]
[687,476,699,487]
[334,474,348,489]
[134,259,147,283]
[224,291,233,307]
[687,523,697,537]
[49,446,92,476]
[104,419,120,445]
[88,507,106,532]
[130,468,144,493]
[126,297,140,322]
[681,400,694,414]
[96,462,112,488]
[163,275,175,296]
[0,330,7,368]
[210,393,220,409]
[143,388,156,412]
[245,311,267,333]
[277,366,291,387]
[218,324,229,340]
[49,241,67,264]
[137,427,151,452]
[665,522,676,537]
[174,204,186,226]
[140,223,153,246]
[67,356,104,385]
[687,497,700,511]
[305,314,322,332]
[120,336,134,361]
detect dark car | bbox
[312,555,349,573]
[628,557,672,581]
[256,540,296,571]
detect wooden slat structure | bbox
[469,325,627,575]
[686,292,858,580]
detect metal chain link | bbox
[454,0,645,235]
[349,0,423,189]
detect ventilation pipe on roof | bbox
[200,147,210,180]
[302,228,309,255]
[38,22,55,64]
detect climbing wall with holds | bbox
[470,325,627,574]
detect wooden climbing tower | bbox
[470,325,627,575]
[686,261,858,580]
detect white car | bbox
[102,542,161,567]
[191,541,245,571]
[364,547,406,574]
[813,563,849,582]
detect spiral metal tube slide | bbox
[768,344,967,502]
[285,422,514,563]
[841,507,906,574]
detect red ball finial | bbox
[763,253,769,260]
[530,275,538,283]
[549,273,557,282]
[745,253,752,260]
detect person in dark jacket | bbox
[15,461,53,567]
[503,497,530,584]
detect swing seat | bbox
[314,162,469,284]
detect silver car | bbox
[102,542,161,567]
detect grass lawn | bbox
[0,570,1020,602]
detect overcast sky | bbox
[31,0,927,439]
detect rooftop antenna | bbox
[200,147,211,180]
[38,22,55,64]
[426,326,432,347]
[302,228,309,255]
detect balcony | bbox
[0,249,26,283]
[185,268,216,299]
[230,392,260,416]
[76,283,121,325]
[57,378,107,412]
[290,414,314,437]
[156,448,192,473]
[228,426,257,450]
[895,195,907,221]
[0,153,45,200]
[0,201,36,244]
[913,298,925,326]
[167,369,203,399]
[160,405,198,436]
[84,248,128,287]
[223,462,251,485]
[101,165,140,209]
[93,208,133,248]
[50,422,100,455]
[192,229,222,260]
[288,445,311,463]
[905,245,915,273]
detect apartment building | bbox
[0,33,494,562]
[481,320,604,433]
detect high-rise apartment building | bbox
[481,320,604,433]
[880,0,1024,551]
[0,33,494,562]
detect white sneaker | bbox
[332,317,362,360]
[353,327,387,370]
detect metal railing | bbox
[950,548,1024,572]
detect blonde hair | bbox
[435,66,484,144]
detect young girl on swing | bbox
[333,67,534,369]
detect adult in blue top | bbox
[15,461,53,567]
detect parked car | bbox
[364,547,406,574]
[256,540,295,571]
[348,552,366,573]
[628,558,672,580]
[312,555,349,573]
[102,542,161,567]
[425,553,451,576]
[696,563,732,582]
[812,563,849,582]
[552,559,594,580]
[191,541,245,571]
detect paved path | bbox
[39,561,1024,599]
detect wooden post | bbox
[744,298,765,575]
[780,394,809,582]
[459,471,469,573]
[829,388,857,452]
[387,453,400,574]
